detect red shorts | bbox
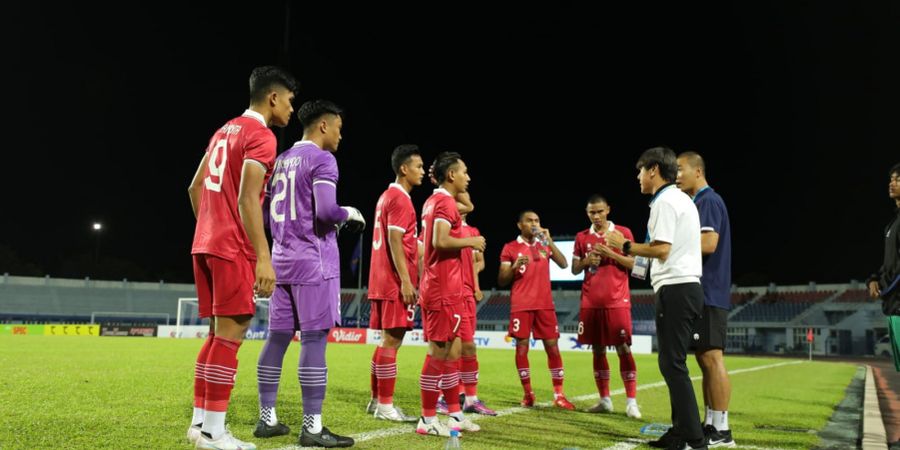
[423,302,472,343]
[192,254,256,319]
[577,308,632,346]
[508,309,559,340]
[460,298,476,342]
[369,299,415,330]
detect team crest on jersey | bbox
[538,249,548,259]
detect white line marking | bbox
[274,360,804,450]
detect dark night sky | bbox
[2,3,898,288]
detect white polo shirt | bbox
[647,184,702,292]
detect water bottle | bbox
[444,429,461,449]
[532,227,549,246]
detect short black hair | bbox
[518,210,537,222]
[636,146,678,182]
[391,144,420,175]
[891,163,900,178]
[432,151,462,184]
[586,194,608,205]
[678,151,706,176]
[249,66,298,104]
[297,100,344,130]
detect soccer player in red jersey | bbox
[415,152,485,437]
[458,199,497,415]
[365,144,424,423]
[187,66,297,450]
[436,191,497,416]
[498,211,575,410]
[571,194,641,419]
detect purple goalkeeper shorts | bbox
[268,278,341,332]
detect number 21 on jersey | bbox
[270,169,297,222]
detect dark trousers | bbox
[655,282,704,442]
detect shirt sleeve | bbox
[622,226,635,243]
[311,151,340,187]
[500,243,514,264]
[433,196,457,225]
[698,198,723,233]
[573,234,585,259]
[386,197,414,233]
[243,129,277,171]
[650,200,677,244]
[313,182,349,225]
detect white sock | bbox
[192,407,205,425]
[602,396,612,402]
[260,406,277,426]
[201,411,226,440]
[465,395,478,406]
[450,412,464,421]
[423,415,437,424]
[712,410,729,431]
[626,397,637,406]
[377,402,394,411]
[705,406,712,426]
[304,414,322,434]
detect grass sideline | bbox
[0,336,857,449]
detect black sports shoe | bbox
[649,427,678,448]
[253,419,291,438]
[299,426,355,448]
[703,424,736,448]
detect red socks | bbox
[204,336,241,412]
[620,351,637,399]
[546,344,564,396]
[419,355,443,417]
[375,347,398,404]
[515,345,532,393]
[593,352,611,397]
[193,332,215,409]
[460,355,478,397]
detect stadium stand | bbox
[0,275,885,357]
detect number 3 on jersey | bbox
[204,139,227,192]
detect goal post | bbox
[175,297,270,338]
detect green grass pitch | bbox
[0,336,857,449]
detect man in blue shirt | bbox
[677,151,734,448]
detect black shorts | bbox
[693,305,728,352]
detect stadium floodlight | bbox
[92,222,102,231]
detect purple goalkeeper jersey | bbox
[269,140,343,284]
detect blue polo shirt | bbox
[694,186,732,310]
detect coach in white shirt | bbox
[607,146,705,450]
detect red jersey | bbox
[367,183,418,301]
[573,222,634,309]
[192,110,276,261]
[458,223,481,296]
[419,189,464,309]
[500,236,554,312]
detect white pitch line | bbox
[275,360,804,450]
[599,439,790,450]
[600,437,646,450]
